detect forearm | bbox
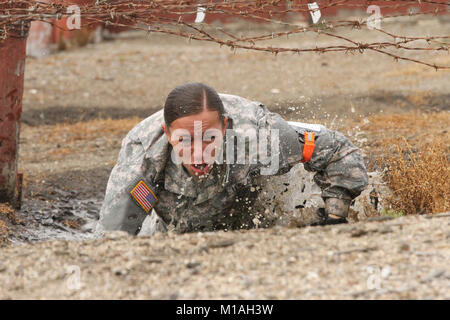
[302,127,368,216]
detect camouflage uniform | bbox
[97,93,368,235]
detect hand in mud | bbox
[310,208,348,226]
[325,198,350,218]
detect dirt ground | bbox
[0,15,449,299]
[1,213,449,299]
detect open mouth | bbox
[191,163,210,175]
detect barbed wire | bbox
[1,0,449,69]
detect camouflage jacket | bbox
[98,93,368,235]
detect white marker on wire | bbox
[307,2,321,24]
[195,5,206,23]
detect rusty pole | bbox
[0,21,29,208]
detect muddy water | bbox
[11,196,103,243]
[11,165,384,243]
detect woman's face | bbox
[162,110,228,178]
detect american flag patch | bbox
[130,180,158,213]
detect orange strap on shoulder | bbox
[301,131,315,163]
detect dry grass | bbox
[0,203,15,245]
[359,111,450,215]
[407,91,434,106]
[20,117,144,167]
[380,139,449,215]
[360,111,450,147]
[36,117,142,145]
[0,220,8,246]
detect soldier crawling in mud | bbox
[97,82,368,236]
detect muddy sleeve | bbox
[98,135,149,235]
[247,104,304,177]
[301,127,369,201]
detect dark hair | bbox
[164,82,225,128]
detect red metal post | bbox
[0,22,29,207]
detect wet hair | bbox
[163,82,225,128]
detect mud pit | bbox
[1,16,449,299]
